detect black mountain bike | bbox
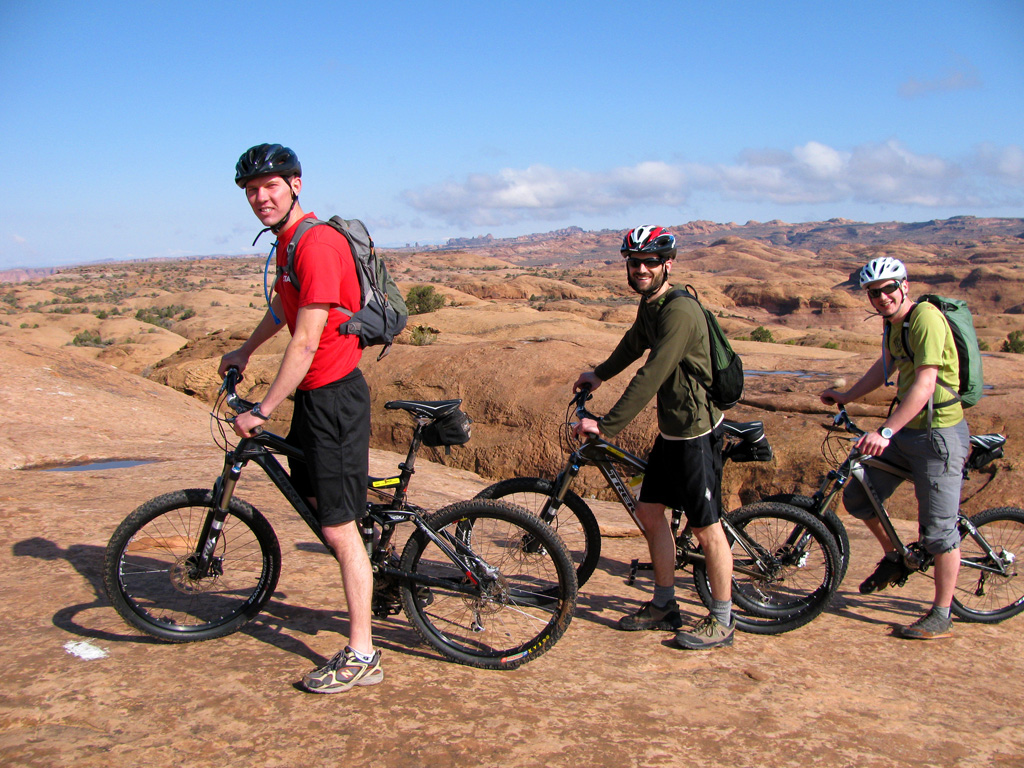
[790,406,1024,623]
[476,387,841,634]
[103,370,577,670]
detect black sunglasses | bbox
[626,256,665,269]
[866,281,903,299]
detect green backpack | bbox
[661,285,744,410]
[887,294,984,409]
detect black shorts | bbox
[638,426,724,529]
[287,369,371,528]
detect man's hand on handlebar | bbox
[572,416,601,440]
[218,349,250,380]
[573,371,602,394]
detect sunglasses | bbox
[866,281,902,299]
[626,257,666,269]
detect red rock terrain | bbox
[2,218,1024,766]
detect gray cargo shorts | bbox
[843,419,970,555]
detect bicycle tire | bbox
[693,501,841,635]
[103,488,281,642]
[763,492,851,583]
[951,506,1024,623]
[399,499,577,669]
[476,477,602,588]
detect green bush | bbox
[410,325,437,346]
[1002,330,1024,354]
[71,330,109,347]
[406,285,446,315]
[750,326,775,343]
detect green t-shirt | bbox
[885,301,963,429]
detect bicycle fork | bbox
[188,454,246,580]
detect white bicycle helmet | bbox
[858,257,907,288]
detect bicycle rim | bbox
[713,502,839,634]
[399,499,576,669]
[476,477,601,587]
[104,489,281,642]
[952,507,1024,623]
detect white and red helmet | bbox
[620,225,677,260]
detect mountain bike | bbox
[794,406,1023,623]
[103,369,577,670]
[476,387,841,634]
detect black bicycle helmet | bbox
[235,144,301,188]
[620,225,677,260]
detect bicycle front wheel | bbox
[952,506,1024,623]
[763,492,850,584]
[399,499,577,669]
[103,488,281,642]
[694,502,840,634]
[476,477,602,588]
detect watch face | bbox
[880,427,893,439]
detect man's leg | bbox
[692,521,732,602]
[322,521,374,655]
[933,547,961,608]
[617,501,683,631]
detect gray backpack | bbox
[284,217,408,360]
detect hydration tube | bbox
[263,241,281,324]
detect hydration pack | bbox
[885,294,984,410]
[285,217,408,360]
[661,285,744,410]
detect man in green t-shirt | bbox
[573,226,734,650]
[820,257,969,639]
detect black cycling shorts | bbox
[287,368,371,528]
[639,426,724,529]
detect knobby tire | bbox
[952,506,1024,623]
[693,501,841,635]
[399,499,577,669]
[763,492,850,584]
[103,488,281,642]
[476,477,602,588]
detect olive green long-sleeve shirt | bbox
[594,288,721,439]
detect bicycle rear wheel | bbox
[476,477,602,588]
[952,506,1024,623]
[399,499,577,669]
[694,501,840,634]
[103,488,281,642]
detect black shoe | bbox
[859,555,910,594]
[617,600,683,631]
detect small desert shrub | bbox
[70,330,109,347]
[410,325,437,346]
[750,326,775,343]
[406,285,446,315]
[1002,330,1024,354]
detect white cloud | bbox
[402,140,1024,227]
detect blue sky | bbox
[1,1,1022,270]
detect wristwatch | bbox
[878,426,894,440]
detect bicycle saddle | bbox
[722,420,766,443]
[385,399,463,419]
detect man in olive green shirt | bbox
[820,257,969,640]
[574,226,735,650]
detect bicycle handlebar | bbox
[830,405,866,437]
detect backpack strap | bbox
[280,217,355,318]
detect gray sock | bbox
[652,584,675,609]
[711,599,732,626]
[932,605,951,619]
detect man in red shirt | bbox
[220,144,381,693]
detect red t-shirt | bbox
[275,213,363,390]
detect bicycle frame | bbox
[818,409,1014,577]
[191,385,493,595]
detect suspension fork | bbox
[191,450,247,577]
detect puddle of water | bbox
[40,460,158,472]
[744,370,830,378]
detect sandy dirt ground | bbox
[3,445,1024,768]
